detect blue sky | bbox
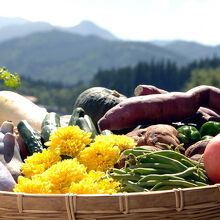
[1,0,220,45]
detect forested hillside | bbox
[1,57,220,114]
[90,57,220,96]
[0,30,189,85]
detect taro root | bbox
[126,124,183,152]
[190,154,204,163]
[185,139,210,158]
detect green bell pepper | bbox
[200,121,220,137]
[201,135,213,140]
[177,125,201,147]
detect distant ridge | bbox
[163,40,218,60]
[0,16,220,86]
[0,21,55,43]
[0,30,188,85]
[0,17,117,42]
[0,17,29,29]
[68,20,118,41]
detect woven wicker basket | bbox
[1,184,220,220]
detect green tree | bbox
[184,67,220,90]
[0,67,20,89]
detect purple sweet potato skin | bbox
[98,92,199,131]
[0,161,16,191]
[135,85,220,120]
[134,85,168,96]
[98,85,220,131]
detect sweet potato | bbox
[135,85,220,121]
[98,85,220,131]
[134,85,168,96]
[0,161,16,191]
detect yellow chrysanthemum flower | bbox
[39,158,87,194]
[95,134,136,151]
[14,176,52,194]
[68,170,120,194]
[15,159,87,194]
[45,126,92,157]
[78,140,120,172]
[21,149,61,179]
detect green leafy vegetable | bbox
[0,67,20,89]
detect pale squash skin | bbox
[0,91,47,131]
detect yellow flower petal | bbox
[46,126,92,157]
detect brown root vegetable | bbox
[98,85,220,131]
[189,154,204,163]
[135,85,220,122]
[198,107,220,118]
[126,124,182,151]
[185,139,210,158]
[134,85,168,96]
[197,107,220,122]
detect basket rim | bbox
[1,184,220,220]
[1,183,218,197]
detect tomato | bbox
[204,134,220,183]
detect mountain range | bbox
[0,16,219,85]
[0,17,117,43]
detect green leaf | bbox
[0,67,20,89]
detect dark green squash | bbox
[74,87,127,128]
[17,120,43,155]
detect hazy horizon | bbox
[1,0,220,46]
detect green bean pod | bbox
[150,179,198,191]
[138,174,186,183]
[109,173,142,182]
[131,167,174,175]
[129,162,180,172]
[122,180,149,192]
[145,154,188,172]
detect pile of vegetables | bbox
[109,147,208,192]
[0,84,220,195]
